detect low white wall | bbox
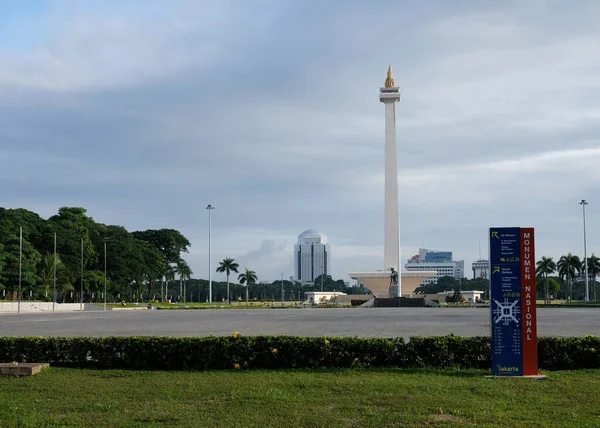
[0,302,87,313]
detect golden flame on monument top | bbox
[384,65,395,88]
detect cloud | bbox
[2,1,600,281]
[0,0,289,93]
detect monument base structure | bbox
[348,270,437,298]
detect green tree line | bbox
[0,207,368,304]
[190,271,370,304]
[536,254,600,302]
[413,253,600,303]
[415,276,491,297]
[0,207,191,303]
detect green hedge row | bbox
[0,335,598,371]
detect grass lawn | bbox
[1,369,599,427]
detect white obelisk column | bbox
[380,66,401,297]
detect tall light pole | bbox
[80,238,84,311]
[207,204,215,303]
[581,200,589,302]
[17,226,22,314]
[53,232,57,313]
[104,240,107,311]
[281,273,284,307]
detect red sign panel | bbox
[520,228,538,375]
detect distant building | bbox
[303,291,346,305]
[422,290,485,303]
[418,248,453,262]
[405,248,464,285]
[472,260,489,279]
[294,229,331,283]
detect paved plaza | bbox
[1,308,599,338]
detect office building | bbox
[405,248,464,285]
[294,229,331,283]
[418,248,452,262]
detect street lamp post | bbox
[281,273,284,307]
[53,232,57,313]
[581,200,589,302]
[104,241,107,311]
[80,238,84,311]
[207,204,215,303]
[17,226,22,314]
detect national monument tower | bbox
[349,67,435,298]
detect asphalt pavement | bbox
[1,307,598,338]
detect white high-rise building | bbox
[294,229,331,283]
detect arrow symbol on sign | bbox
[491,231,499,239]
[493,266,500,274]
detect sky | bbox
[1,0,600,283]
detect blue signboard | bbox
[490,227,523,376]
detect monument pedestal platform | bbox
[348,270,437,298]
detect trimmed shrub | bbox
[406,335,490,369]
[538,336,600,370]
[0,335,598,371]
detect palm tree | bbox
[238,268,258,307]
[216,257,239,304]
[557,253,581,302]
[37,252,71,302]
[175,260,193,303]
[586,254,600,301]
[536,257,557,304]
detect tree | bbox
[586,254,600,302]
[0,243,5,291]
[437,276,459,290]
[138,242,165,302]
[0,208,48,250]
[37,252,71,301]
[445,289,463,303]
[175,259,193,302]
[45,207,98,281]
[0,209,46,299]
[1,233,41,300]
[238,268,258,307]
[536,257,557,304]
[557,253,581,302]
[216,257,239,304]
[126,239,151,301]
[133,229,191,302]
[101,225,138,293]
[546,278,561,297]
[82,269,106,302]
[132,229,191,265]
[415,276,459,295]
